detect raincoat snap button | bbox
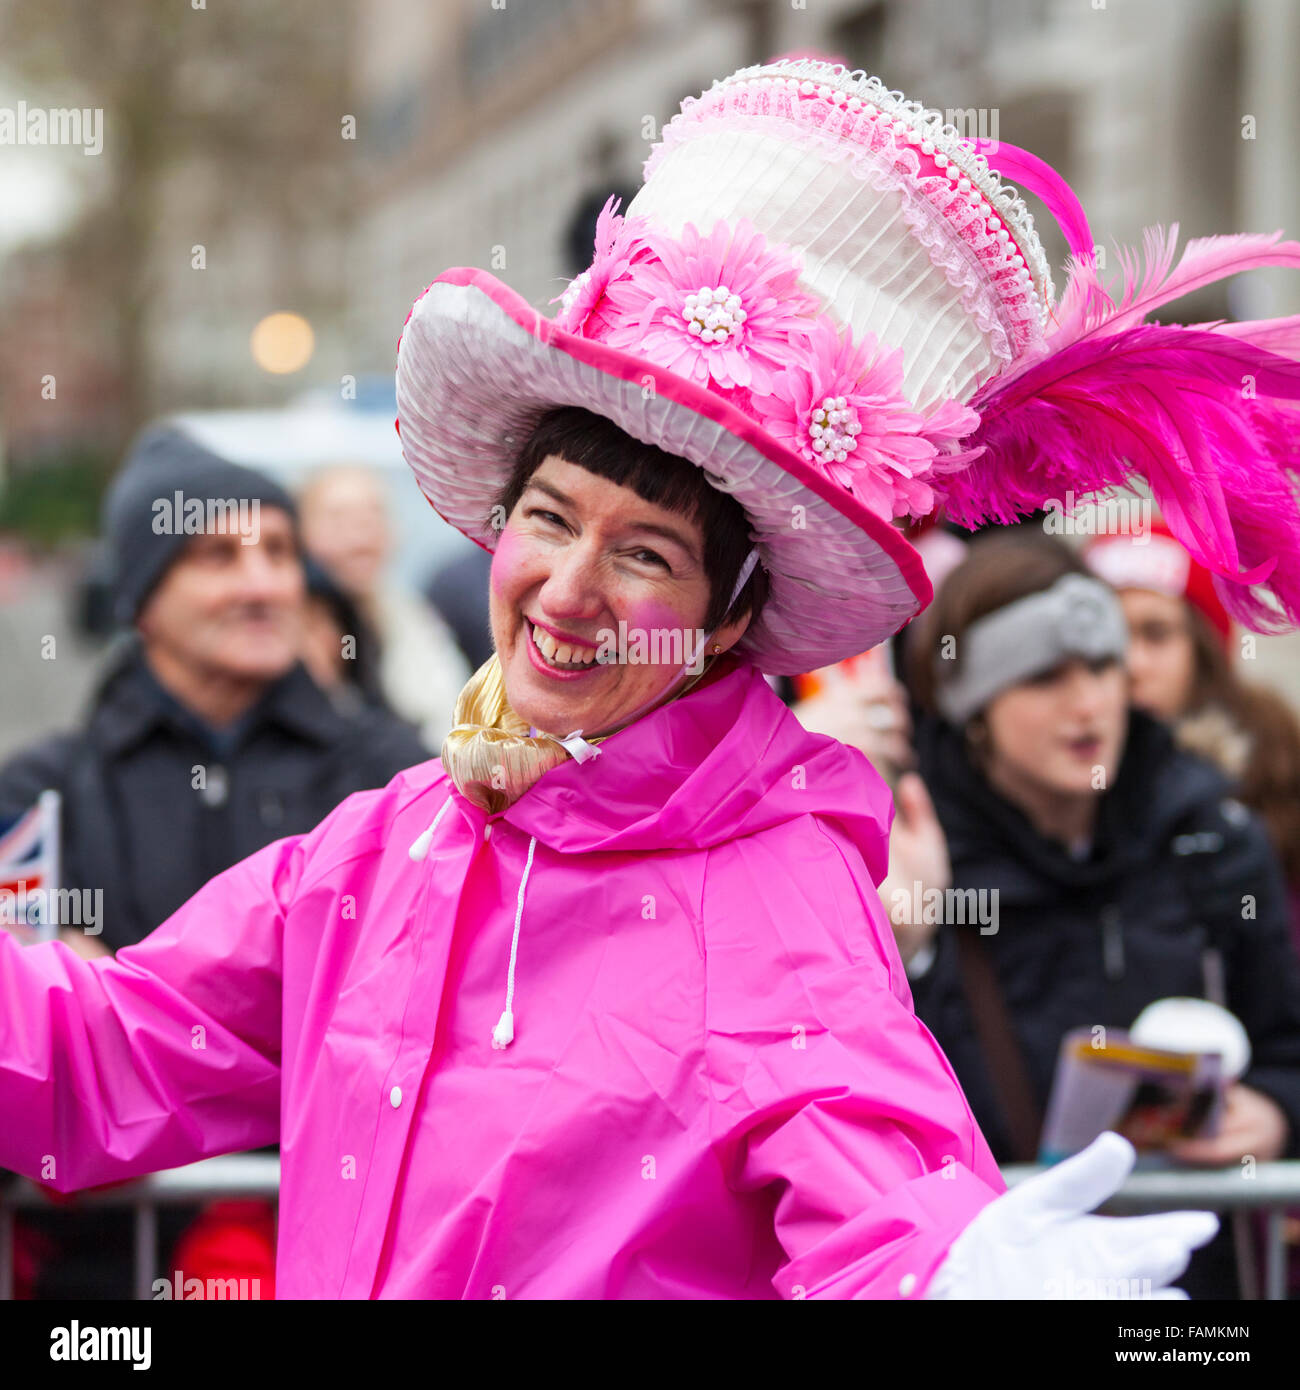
[389,1086,402,1108]
[898,1273,917,1297]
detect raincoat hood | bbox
[410,657,894,1052]
[498,656,891,876]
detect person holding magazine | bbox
[900,530,1300,1296]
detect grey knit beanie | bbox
[103,424,298,625]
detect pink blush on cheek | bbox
[625,598,696,640]
[490,528,520,597]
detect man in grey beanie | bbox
[0,423,429,1299]
[1,421,428,952]
[102,422,299,627]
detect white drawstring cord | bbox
[429,549,760,1051]
[407,793,454,861]
[492,832,537,1049]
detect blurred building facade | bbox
[5,0,1295,461]
[347,0,1300,371]
[0,2,356,469]
[0,239,124,461]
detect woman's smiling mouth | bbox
[524,618,605,679]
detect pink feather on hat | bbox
[940,226,1300,632]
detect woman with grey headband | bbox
[900,531,1300,1297]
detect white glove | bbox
[924,1132,1219,1299]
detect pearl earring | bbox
[712,644,722,654]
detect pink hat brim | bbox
[396,267,931,674]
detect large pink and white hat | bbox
[396,57,1300,674]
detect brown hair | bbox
[1182,605,1238,715]
[1230,683,1300,886]
[1157,589,1300,885]
[907,528,1091,720]
[497,405,768,633]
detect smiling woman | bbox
[499,406,768,636]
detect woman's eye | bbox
[526,508,566,528]
[631,548,671,571]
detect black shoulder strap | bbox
[953,927,1044,1163]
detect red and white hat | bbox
[396,57,1300,673]
[1085,520,1233,647]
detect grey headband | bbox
[935,573,1128,725]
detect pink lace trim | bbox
[712,60,1055,302]
[645,78,1047,356]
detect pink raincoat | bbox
[0,660,1003,1297]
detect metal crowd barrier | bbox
[2,1154,1298,1299]
[0,1154,281,1301]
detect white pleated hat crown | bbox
[619,57,1056,411]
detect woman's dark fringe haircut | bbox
[497,405,768,632]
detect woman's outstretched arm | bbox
[0,832,303,1193]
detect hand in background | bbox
[1167,1083,1289,1166]
[792,657,913,779]
[878,771,950,965]
[57,926,112,961]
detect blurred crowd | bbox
[794,517,1300,1299]
[4,423,1300,1300]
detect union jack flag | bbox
[0,790,61,940]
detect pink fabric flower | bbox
[592,218,820,394]
[751,315,947,520]
[551,196,652,334]
[922,397,984,467]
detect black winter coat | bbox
[0,640,430,952]
[911,708,1300,1166]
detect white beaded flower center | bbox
[807,395,861,463]
[682,284,748,345]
